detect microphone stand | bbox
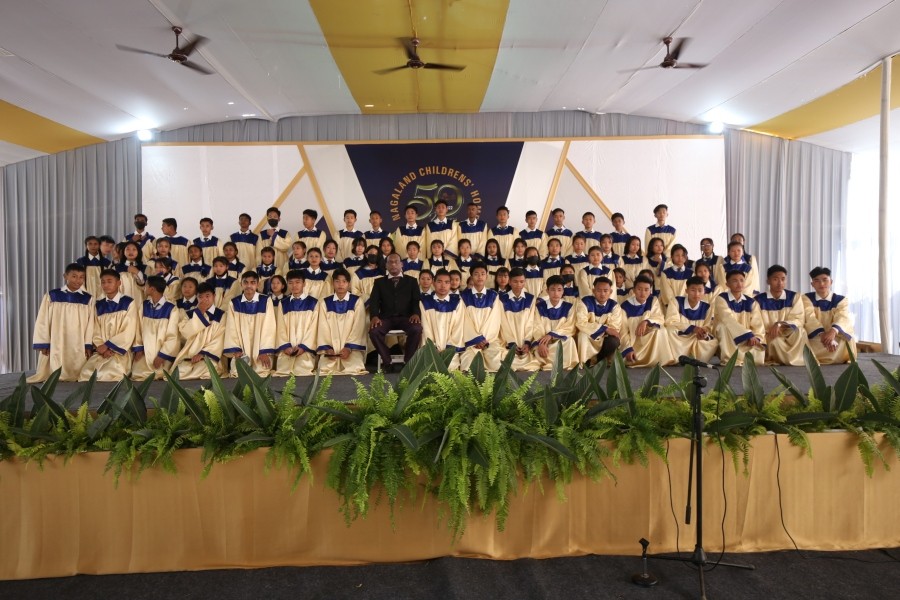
[632,364,754,599]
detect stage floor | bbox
[2,353,898,410]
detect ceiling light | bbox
[562,106,567,110]
[364,104,374,108]
[227,101,234,105]
[241,113,256,118]
[136,129,154,142]
[707,121,724,134]
[183,107,189,110]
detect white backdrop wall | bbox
[1,112,855,374]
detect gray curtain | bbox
[2,112,855,373]
[1,137,141,373]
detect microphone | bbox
[678,355,716,369]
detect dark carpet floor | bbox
[2,353,898,411]
[2,549,899,600]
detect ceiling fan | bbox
[621,37,707,73]
[374,37,466,75]
[116,26,213,75]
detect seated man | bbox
[619,275,673,367]
[274,270,320,377]
[533,275,578,370]
[173,282,228,380]
[420,269,464,370]
[755,265,806,366]
[316,269,368,375]
[224,271,277,377]
[575,276,623,366]
[79,269,139,382]
[368,253,423,373]
[132,276,181,380]
[714,271,765,366]
[459,264,503,372]
[665,276,718,364]
[499,268,539,372]
[802,267,857,364]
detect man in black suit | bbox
[369,253,422,372]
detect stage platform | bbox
[2,353,898,409]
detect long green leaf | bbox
[741,353,765,411]
[385,424,419,451]
[433,427,450,463]
[162,370,207,425]
[770,367,809,407]
[550,342,564,386]
[297,369,322,406]
[29,385,67,426]
[235,432,274,445]
[639,363,661,399]
[308,403,362,423]
[0,374,28,428]
[86,413,113,441]
[467,439,490,469]
[857,385,881,414]
[543,388,560,428]
[62,370,96,410]
[158,367,180,413]
[585,397,631,419]
[96,378,126,416]
[707,411,757,433]
[28,405,51,437]
[469,351,486,384]
[832,362,860,414]
[803,345,830,410]
[612,352,635,415]
[235,359,275,428]
[713,351,739,400]
[492,347,520,407]
[321,433,354,448]
[510,430,576,461]
[37,368,62,401]
[205,358,236,425]
[872,360,900,398]
[785,412,837,425]
[392,370,428,420]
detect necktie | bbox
[476,292,483,299]
[392,277,400,287]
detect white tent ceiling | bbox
[1,0,899,166]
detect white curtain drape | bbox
[2,112,858,373]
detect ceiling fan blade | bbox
[400,37,418,61]
[617,66,659,74]
[181,60,214,75]
[179,35,208,57]
[115,44,168,58]
[423,63,466,71]
[373,65,409,75]
[669,37,689,61]
[673,62,707,69]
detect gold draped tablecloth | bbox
[2,432,898,580]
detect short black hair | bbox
[266,206,281,216]
[98,235,115,245]
[99,268,120,280]
[686,276,705,288]
[508,267,525,279]
[197,282,215,296]
[809,266,832,279]
[546,275,565,288]
[84,235,99,244]
[145,276,166,294]
[241,271,259,282]
[286,269,306,281]
[162,218,177,228]
[653,204,668,213]
[767,264,787,278]
[610,212,624,221]
[594,276,613,287]
[633,275,654,288]
[303,209,318,219]
[65,263,86,274]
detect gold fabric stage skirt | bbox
[2,433,898,580]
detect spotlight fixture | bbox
[707,121,724,134]
[136,129,154,142]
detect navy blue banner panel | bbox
[345,141,524,225]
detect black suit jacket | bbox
[369,275,421,319]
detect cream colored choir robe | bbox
[715,257,760,297]
[575,296,625,365]
[755,291,807,366]
[665,297,718,364]
[713,293,765,366]
[420,294,465,371]
[620,256,648,288]
[295,229,327,255]
[543,227,573,257]
[131,299,181,380]
[162,274,181,303]
[209,275,241,310]
[275,294,319,376]
[490,225,517,260]
[424,220,458,258]
[77,255,110,298]
[351,268,383,307]
[577,264,612,299]
[157,236,190,270]
[644,224,677,256]
[803,292,857,364]
[316,294,368,375]
[619,296,673,367]
[336,230,364,262]
[29,289,95,383]
[459,288,504,372]
[116,263,146,305]
[193,236,223,266]
[533,298,578,370]
[79,295,139,382]
[256,264,278,294]
[659,266,693,308]
[301,269,332,300]
[230,231,259,271]
[224,293,277,377]
[393,224,426,259]
[523,266,545,299]
[171,307,227,380]
[499,292,540,371]
[456,220,489,256]
[518,228,546,254]
[257,229,292,270]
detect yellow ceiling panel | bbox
[310,0,510,114]
[0,100,105,154]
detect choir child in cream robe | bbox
[29,263,95,383]
[79,270,139,382]
[392,205,426,260]
[803,266,857,364]
[577,246,612,299]
[148,238,181,278]
[544,208,574,257]
[714,271,766,366]
[402,241,424,278]
[609,212,631,257]
[730,233,762,295]
[644,204,677,256]
[351,247,384,308]
[541,238,566,278]
[255,246,279,293]
[230,212,259,270]
[182,245,212,283]
[301,247,332,300]
[598,234,622,271]
[224,271,277,377]
[418,270,434,297]
[456,202,489,256]
[321,241,341,275]
[755,265,807,366]
[177,278,199,317]
[131,276,182,380]
[665,277,718,364]
[499,268,539,371]
[523,247,545,298]
[419,270,464,370]
[208,257,241,310]
[282,240,309,276]
[692,262,724,305]
[482,239,506,288]
[716,241,760,297]
[658,244,693,309]
[578,212,603,248]
[316,269,368,375]
[194,217,223,266]
[76,235,111,298]
[221,242,246,279]
[257,207,292,270]
[575,276,624,366]
[619,276,673,367]
[364,210,389,249]
[533,276,579,370]
[694,238,722,273]
[459,265,504,372]
[455,239,478,276]
[424,239,458,274]
[275,271,320,376]
[565,235,590,275]
[613,268,630,301]
[559,264,580,304]
[645,237,667,278]
[155,258,181,303]
[519,210,547,254]
[116,241,147,305]
[337,209,365,262]
[424,200,458,259]
[621,236,649,288]
[123,212,155,263]
[173,283,227,380]
[490,206,517,260]
[158,218,190,271]
[295,209,327,257]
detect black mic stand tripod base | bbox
[631,370,754,599]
